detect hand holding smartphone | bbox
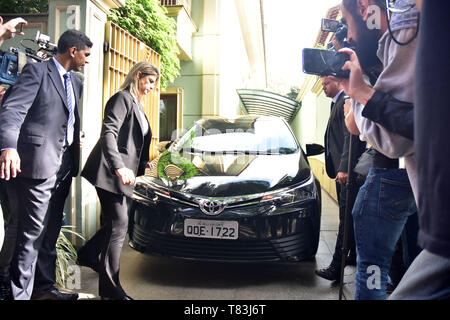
[302,48,350,78]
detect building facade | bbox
[161,0,267,138]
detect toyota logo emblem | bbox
[199,200,227,216]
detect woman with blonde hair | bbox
[79,62,159,300]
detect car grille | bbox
[129,224,313,262]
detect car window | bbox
[174,117,298,154]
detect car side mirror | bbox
[306,143,325,157]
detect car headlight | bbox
[260,174,316,206]
[133,180,171,205]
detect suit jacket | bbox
[81,90,152,197]
[324,91,365,179]
[0,59,81,179]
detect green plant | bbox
[56,225,84,289]
[157,151,198,182]
[315,44,328,50]
[108,0,180,88]
[0,0,48,14]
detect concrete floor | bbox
[72,189,356,300]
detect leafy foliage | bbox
[108,0,180,88]
[56,225,84,289]
[157,151,198,182]
[0,0,48,14]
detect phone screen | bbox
[321,18,341,32]
[302,48,335,75]
[302,48,349,78]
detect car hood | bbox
[148,151,311,197]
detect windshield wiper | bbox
[178,147,202,154]
[177,149,285,155]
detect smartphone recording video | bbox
[302,48,350,78]
[321,18,341,33]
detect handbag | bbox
[353,148,376,177]
[353,147,399,178]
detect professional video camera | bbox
[0,30,57,86]
[301,18,350,79]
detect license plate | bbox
[184,219,238,240]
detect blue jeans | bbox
[352,168,417,300]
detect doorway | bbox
[159,88,183,142]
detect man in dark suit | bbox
[0,29,92,300]
[315,76,366,281]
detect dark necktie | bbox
[326,102,335,156]
[63,72,75,146]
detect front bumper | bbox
[128,186,321,262]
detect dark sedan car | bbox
[129,115,323,263]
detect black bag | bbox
[353,148,376,177]
[353,147,399,177]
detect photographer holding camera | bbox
[0,16,27,104]
[340,0,418,197]
[337,0,420,299]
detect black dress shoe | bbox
[315,264,341,282]
[31,288,79,300]
[0,281,12,301]
[101,295,133,300]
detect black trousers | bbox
[10,150,73,300]
[0,180,18,281]
[81,187,130,299]
[332,178,362,265]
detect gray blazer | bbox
[81,90,152,197]
[0,59,81,179]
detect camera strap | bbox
[17,50,27,75]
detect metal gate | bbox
[103,21,161,160]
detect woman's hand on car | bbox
[115,167,136,186]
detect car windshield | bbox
[173,117,299,154]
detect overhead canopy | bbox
[237,89,301,124]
